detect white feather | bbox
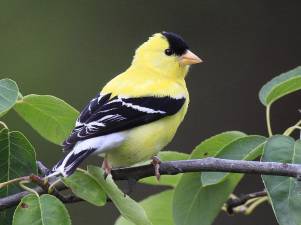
[107,97,166,114]
[73,131,126,154]
[49,132,126,177]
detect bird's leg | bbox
[102,156,112,179]
[151,156,161,181]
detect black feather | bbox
[62,93,186,151]
[50,148,96,176]
[161,31,189,56]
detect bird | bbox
[49,31,202,179]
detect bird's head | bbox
[132,32,202,78]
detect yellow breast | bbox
[102,66,189,99]
[106,101,188,167]
[101,66,189,167]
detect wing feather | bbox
[63,93,185,151]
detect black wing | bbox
[63,93,186,151]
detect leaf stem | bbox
[225,190,267,214]
[19,181,39,197]
[266,105,273,137]
[76,168,87,173]
[0,121,8,129]
[245,196,269,215]
[0,176,29,189]
[48,178,62,193]
[17,92,23,101]
[284,120,301,136]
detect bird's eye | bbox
[164,48,173,56]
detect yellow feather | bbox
[100,33,191,167]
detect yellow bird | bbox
[49,32,202,178]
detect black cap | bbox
[161,31,189,56]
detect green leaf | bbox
[115,190,174,225]
[14,94,79,144]
[174,173,242,225]
[173,131,248,225]
[262,135,301,225]
[190,131,247,159]
[87,166,152,225]
[63,170,106,206]
[259,66,301,106]
[140,151,189,187]
[13,194,71,225]
[201,135,266,186]
[0,128,37,225]
[0,78,19,117]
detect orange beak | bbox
[179,50,203,65]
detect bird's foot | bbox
[151,156,161,181]
[102,158,112,179]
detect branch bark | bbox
[111,157,301,180]
[1,157,301,211]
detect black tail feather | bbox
[48,148,96,177]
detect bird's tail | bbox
[47,148,96,178]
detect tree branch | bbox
[1,157,301,211]
[111,157,301,180]
[225,190,267,214]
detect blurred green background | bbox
[1,1,301,224]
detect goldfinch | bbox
[50,32,202,177]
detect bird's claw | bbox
[151,156,161,181]
[102,158,112,179]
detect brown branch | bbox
[1,157,301,211]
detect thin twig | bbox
[226,190,267,214]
